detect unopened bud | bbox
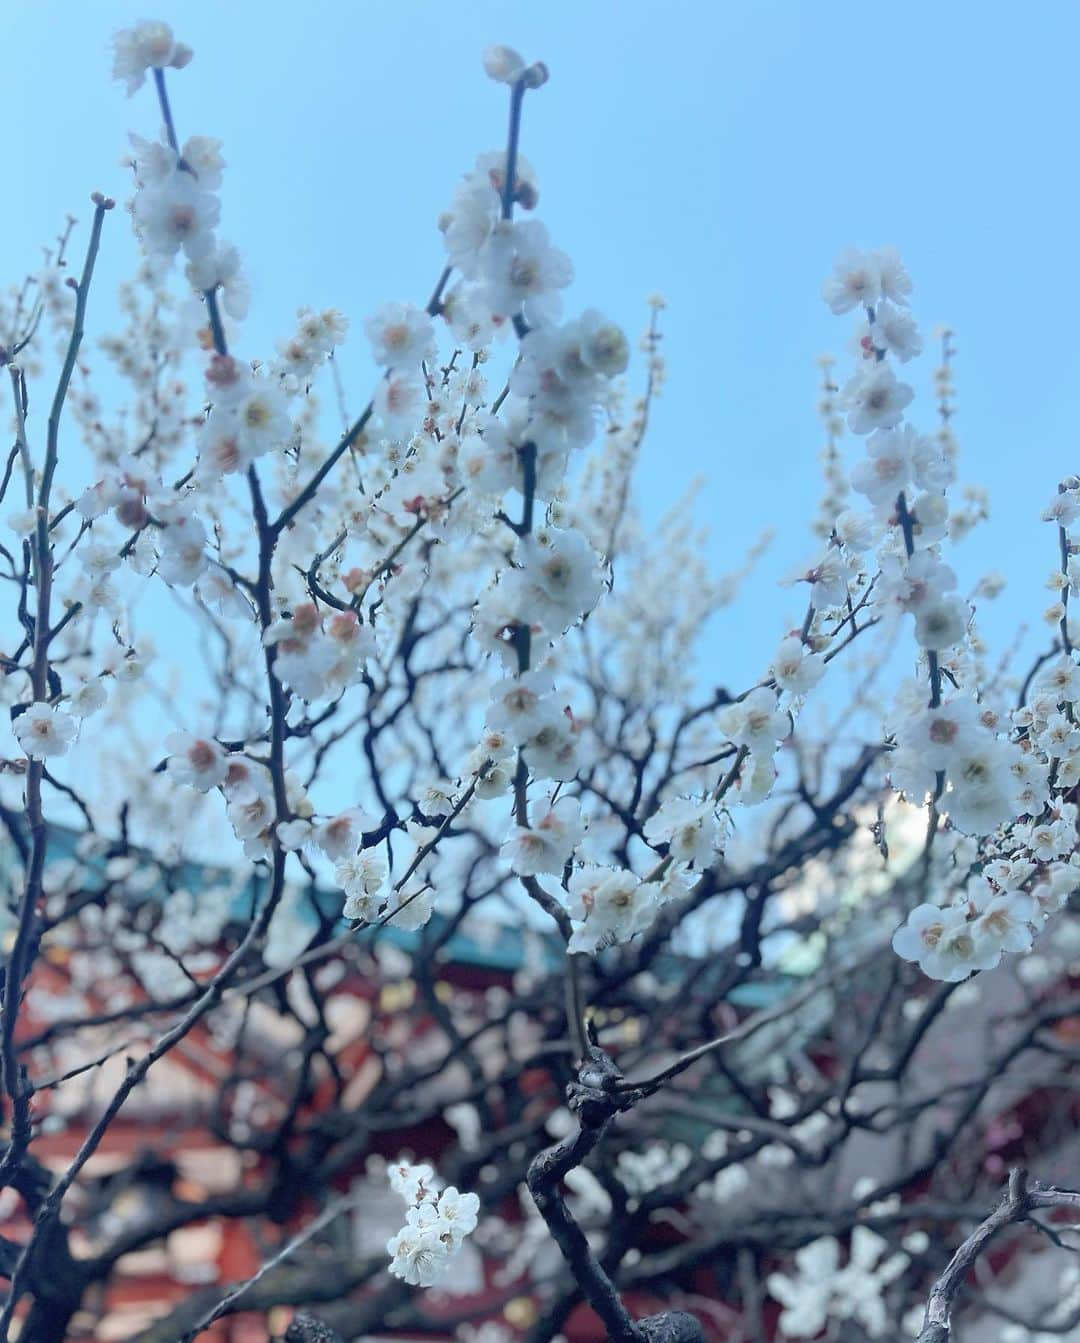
[205,353,243,392]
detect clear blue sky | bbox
[5,0,1077,691]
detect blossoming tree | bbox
[0,21,1077,1343]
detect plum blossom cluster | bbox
[128,129,223,270]
[262,602,375,702]
[165,732,284,861]
[890,652,1080,980]
[821,246,968,667]
[458,100,830,949]
[196,355,294,479]
[822,249,1079,979]
[164,730,435,925]
[385,1160,480,1288]
[637,572,829,877]
[423,45,686,955]
[6,22,1080,1343]
[119,34,252,331]
[38,25,728,966]
[274,306,349,389]
[74,446,215,592]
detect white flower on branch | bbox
[365,301,436,371]
[868,299,922,362]
[164,731,228,792]
[14,703,78,760]
[479,219,572,326]
[518,528,606,632]
[112,20,192,96]
[841,363,914,435]
[821,247,883,315]
[565,864,661,952]
[133,169,220,262]
[500,795,583,877]
[716,687,788,755]
[643,797,725,868]
[187,240,249,320]
[771,635,826,696]
[386,1163,480,1287]
[850,426,915,509]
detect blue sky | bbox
[4,0,1077,692]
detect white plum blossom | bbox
[850,426,914,509]
[1035,654,1080,704]
[315,809,373,863]
[1041,490,1080,527]
[441,179,501,279]
[821,248,882,315]
[274,306,349,383]
[524,706,580,781]
[375,371,427,436]
[198,415,251,476]
[501,796,584,877]
[366,302,436,370]
[434,1186,480,1244]
[262,604,372,702]
[643,797,724,868]
[717,687,788,754]
[771,635,826,696]
[112,20,192,96]
[156,513,208,586]
[893,903,967,979]
[187,240,250,319]
[820,247,1072,974]
[338,852,389,921]
[834,508,879,552]
[14,703,78,759]
[389,1161,438,1204]
[519,528,606,631]
[892,889,1035,982]
[479,218,572,325]
[0,31,1076,1337]
[383,878,437,932]
[164,732,229,791]
[487,670,558,742]
[869,299,922,362]
[68,679,108,718]
[841,364,914,435]
[974,891,1038,953]
[912,592,969,651]
[225,775,275,843]
[235,379,292,457]
[133,171,219,262]
[782,549,854,610]
[875,246,913,305]
[894,696,982,771]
